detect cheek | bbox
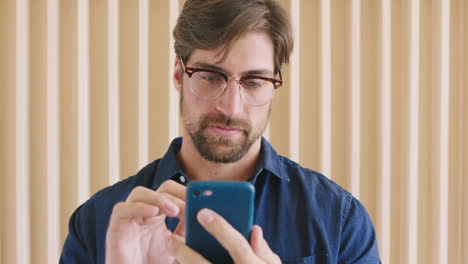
[250,106,270,125]
[181,89,211,117]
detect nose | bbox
[215,79,243,117]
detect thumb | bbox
[250,225,280,264]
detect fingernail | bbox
[255,225,263,237]
[164,200,179,214]
[150,206,160,215]
[198,209,214,224]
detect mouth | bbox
[208,125,243,137]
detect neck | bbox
[177,135,262,181]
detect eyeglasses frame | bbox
[178,58,283,106]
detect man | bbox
[60,0,381,263]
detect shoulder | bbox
[89,158,161,210]
[69,158,161,229]
[277,156,380,262]
[279,155,353,203]
[277,156,371,228]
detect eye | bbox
[203,75,219,81]
[199,72,223,82]
[242,78,265,89]
[245,80,260,87]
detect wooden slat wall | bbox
[0,0,466,263]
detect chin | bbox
[196,137,253,163]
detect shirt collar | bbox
[254,137,290,182]
[152,137,290,189]
[152,138,185,189]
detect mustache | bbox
[200,114,251,131]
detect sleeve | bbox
[338,197,381,264]
[59,204,94,264]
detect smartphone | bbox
[185,181,255,264]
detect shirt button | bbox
[179,175,186,183]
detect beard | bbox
[181,91,269,163]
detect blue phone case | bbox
[186,181,255,264]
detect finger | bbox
[157,192,186,218]
[157,179,187,201]
[173,232,185,243]
[156,181,187,218]
[126,186,185,218]
[110,202,159,221]
[174,219,186,238]
[250,225,281,264]
[197,209,258,263]
[250,225,264,254]
[167,235,211,264]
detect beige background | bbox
[1,0,467,263]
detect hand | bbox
[168,209,281,264]
[105,180,186,264]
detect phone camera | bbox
[194,190,201,196]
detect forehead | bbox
[187,32,275,74]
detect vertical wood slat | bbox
[298,0,321,171]
[438,0,450,262]
[169,0,179,139]
[449,1,461,263]
[138,0,149,168]
[59,0,79,244]
[463,1,468,257]
[16,0,30,263]
[1,1,17,261]
[77,0,90,204]
[448,1,463,261]
[359,0,380,233]
[119,1,139,180]
[29,0,48,262]
[0,1,2,257]
[461,2,467,262]
[378,0,391,263]
[270,0,293,149]
[430,11,441,258]
[0,1,10,261]
[350,0,361,198]
[270,0,291,158]
[390,1,410,261]
[47,0,60,261]
[320,0,331,178]
[408,0,420,263]
[289,0,300,162]
[333,0,348,190]
[148,0,171,159]
[89,0,110,194]
[456,5,464,260]
[108,0,120,184]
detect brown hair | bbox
[173,0,293,74]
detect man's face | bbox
[176,32,275,163]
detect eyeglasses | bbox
[180,58,282,107]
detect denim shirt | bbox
[60,137,381,264]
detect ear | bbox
[173,58,183,92]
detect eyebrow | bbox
[191,62,275,77]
